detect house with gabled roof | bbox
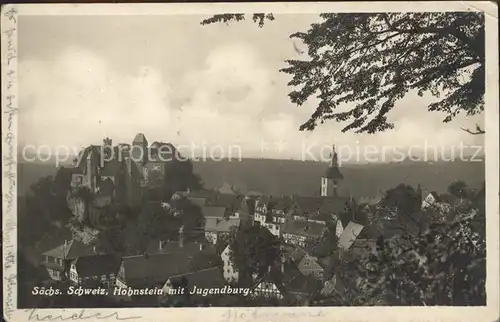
[69,254,121,287]
[116,252,193,289]
[204,216,241,244]
[335,208,369,239]
[338,222,364,251]
[218,182,241,195]
[41,239,99,281]
[291,196,351,225]
[320,274,346,298]
[251,271,284,300]
[296,254,327,280]
[161,266,225,302]
[253,196,294,236]
[282,220,326,248]
[201,205,226,219]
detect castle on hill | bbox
[67,133,187,215]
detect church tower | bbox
[321,144,343,197]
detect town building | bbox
[296,254,326,280]
[69,254,121,287]
[161,267,225,304]
[204,216,241,245]
[320,145,344,197]
[221,244,239,283]
[282,220,326,247]
[41,240,98,281]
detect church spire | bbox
[330,144,338,168]
[321,144,344,197]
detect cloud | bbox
[19,42,484,162]
[19,46,172,151]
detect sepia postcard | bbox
[2,2,499,321]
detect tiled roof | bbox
[357,224,382,240]
[210,194,243,212]
[119,252,192,287]
[321,274,346,296]
[167,267,225,290]
[293,196,350,217]
[189,189,219,200]
[289,248,307,263]
[145,239,214,257]
[218,182,240,195]
[201,206,226,219]
[283,220,326,239]
[272,196,294,212]
[237,197,256,216]
[187,197,207,207]
[73,254,121,278]
[205,217,240,233]
[42,240,96,259]
[338,209,368,228]
[338,222,364,250]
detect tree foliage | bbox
[229,225,281,284]
[447,180,468,199]
[334,182,485,306]
[201,13,274,28]
[202,12,484,133]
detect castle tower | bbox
[131,133,148,165]
[321,144,343,197]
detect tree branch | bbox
[461,124,485,135]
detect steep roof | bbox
[356,224,382,240]
[205,217,240,233]
[218,182,240,195]
[293,196,350,217]
[201,206,226,219]
[73,254,121,278]
[237,197,256,216]
[167,267,225,289]
[272,196,294,212]
[119,252,192,287]
[188,189,219,200]
[324,167,343,180]
[187,197,207,207]
[321,274,346,296]
[338,222,364,250]
[283,220,326,239]
[338,209,368,228]
[210,193,243,212]
[132,133,148,145]
[42,240,96,259]
[289,248,307,263]
[145,239,214,257]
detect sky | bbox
[18,15,484,163]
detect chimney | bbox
[199,242,203,251]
